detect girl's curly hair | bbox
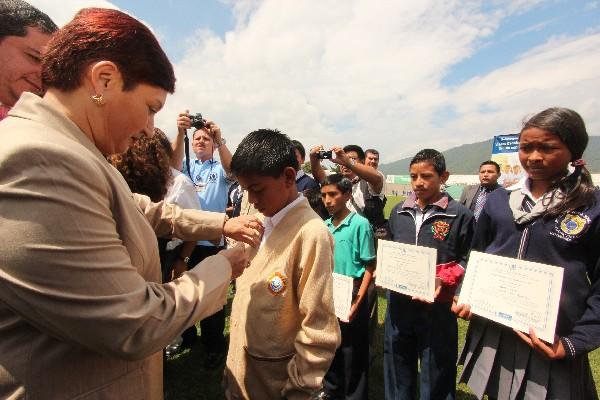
[108,128,173,202]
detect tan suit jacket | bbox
[0,94,232,399]
[225,199,341,400]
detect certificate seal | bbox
[267,272,287,296]
[431,220,450,241]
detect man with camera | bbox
[310,145,385,224]
[171,110,233,369]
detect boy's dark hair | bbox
[410,149,446,175]
[480,160,500,173]
[321,173,353,194]
[521,107,596,218]
[291,139,306,160]
[343,145,365,162]
[303,188,329,220]
[231,129,299,178]
[0,0,58,40]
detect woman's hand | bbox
[514,328,566,360]
[223,215,264,248]
[451,298,473,320]
[219,243,250,279]
[171,259,187,280]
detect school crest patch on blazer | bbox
[551,212,590,242]
[267,272,288,296]
[431,220,450,241]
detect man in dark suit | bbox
[460,160,501,221]
[292,139,320,191]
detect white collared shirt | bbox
[261,194,304,245]
[510,176,543,203]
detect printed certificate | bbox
[332,273,354,321]
[375,240,437,302]
[458,251,563,343]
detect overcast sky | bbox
[30,0,600,163]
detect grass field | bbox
[164,195,600,398]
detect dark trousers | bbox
[383,291,457,400]
[157,238,180,284]
[323,282,369,400]
[181,245,227,353]
[367,280,378,361]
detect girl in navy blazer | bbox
[456,107,600,400]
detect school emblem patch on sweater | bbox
[551,212,590,242]
[267,272,288,296]
[432,220,450,241]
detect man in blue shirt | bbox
[171,110,233,368]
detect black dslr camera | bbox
[317,150,333,159]
[189,113,205,130]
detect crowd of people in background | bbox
[0,2,600,400]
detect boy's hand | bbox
[451,298,473,320]
[411,277,442,304]
[223,215,264,248]
[345,296,363,322]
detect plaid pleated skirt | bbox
[458,317,598,400]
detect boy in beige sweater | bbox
[224,129,341,400]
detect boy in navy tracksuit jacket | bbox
[383,149,474,400]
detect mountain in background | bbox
[380,136,600,175]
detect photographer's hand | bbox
[309,145,327,184]
[309,145,322,159]
[331,146,352,168]
[176,110,191,134]
[171,110,191,170]
[204,120,222,144]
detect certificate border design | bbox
[376,240,437,301]
[459,251,563,343]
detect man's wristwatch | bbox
[179,255,190,264]
[215,137,226,147]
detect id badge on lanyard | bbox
[195,173,206,192]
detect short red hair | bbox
[42,8,175,93]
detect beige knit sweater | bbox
[224,198,341,399]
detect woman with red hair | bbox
[0,8,263,400]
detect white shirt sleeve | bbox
[165,169,202,210]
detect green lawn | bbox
[164,195,600,398]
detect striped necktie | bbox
[473,187,488,221]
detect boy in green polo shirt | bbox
[318,174,376,400]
